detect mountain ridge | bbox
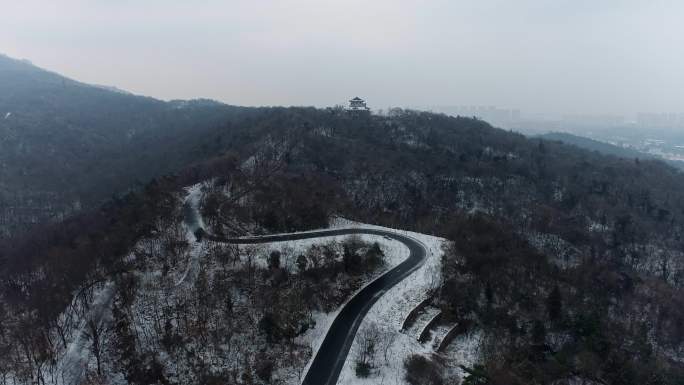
[1,56,683,384]
[0,53,254,236]
[538,131,684,170]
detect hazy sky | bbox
[2,0,683,115]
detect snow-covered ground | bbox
[184,183,206,234]
[52,282,115,385]
[175,219,208,287]
[220,228,411,384]
[326,220,461,385]
[405,305,441,340]
[233,233,408,274]
[232,216,482,385]
[442,330,484,380]
[43,185,478,385]
[183,184,467,384]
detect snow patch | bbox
[55,282,116,385]
[184,183,207,233]
[442,330,483,379]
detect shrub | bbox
[404,354,443,385]
[364,242,385,269]
[257,313,281,343]
[355,361,372,378]
[296,254,308,272]
[268,250,281,269]
[255,354,275,383]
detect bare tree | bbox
[354,322,382,378]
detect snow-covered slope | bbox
[41,185,478,385]
[330,220,458,385]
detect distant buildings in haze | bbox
[433,105,521,127]
[637,112,684,128]
[437,105,684,131]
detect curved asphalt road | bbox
[185,203,427,385]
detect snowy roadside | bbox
[227,232,410,384]
[250,217,467,385]
[333,220,447,385]
[38,184,468,385]
[183,185,480,384]
[183,184,430,384]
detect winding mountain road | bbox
[185,202,427,385]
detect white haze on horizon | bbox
[1,0,683,116]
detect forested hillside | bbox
[539,132,684,170]
[0,54,260,236]
[2,102,684,383]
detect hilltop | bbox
[1,57,683,384]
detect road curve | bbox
[185,203,427,385]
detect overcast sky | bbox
[2,0,683,115]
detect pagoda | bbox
[347,96,369,111]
